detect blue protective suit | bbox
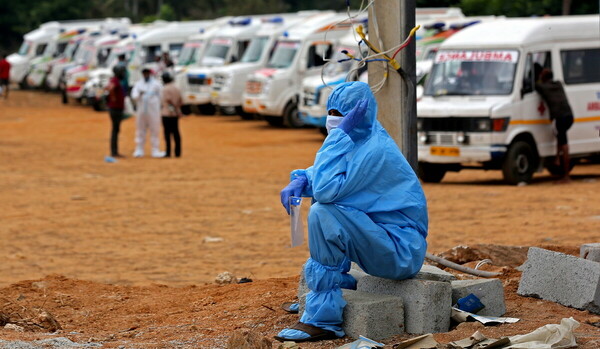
[280,81,428,339]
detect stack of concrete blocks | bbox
[296,263,507,340]
[518,246,600,314]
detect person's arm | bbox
[131,82,141,100]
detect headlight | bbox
[476,119,491,132]
[418,132,428,144]
[262,79,272,94]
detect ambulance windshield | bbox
[425,50,519,96]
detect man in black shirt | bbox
[535,68,574,183]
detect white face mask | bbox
[325,115,343,133]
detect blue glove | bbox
[280,175,308,215]
[338,99,369,134]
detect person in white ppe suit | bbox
[131,68,165,158]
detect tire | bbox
[283,102,303,128]
[61,89,68,104]
[180,105,192,116]
[237,106,254,120]
[502,141,538,185]
[264,115,283,127]
[418,162,448,183]
[19,75,29,90]
[198,103,216,115]
[92,97,107,112]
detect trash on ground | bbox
[215,272,237,285]
[337,335,384,348]
[392,334,438,349]
[452,308,520,325]
[203,236,224,243]
[506,317,579,348]
[456,293,485,313]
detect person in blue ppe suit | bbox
[275,81,428,342]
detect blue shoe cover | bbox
[289,303,299,312]
[276,328,310,340]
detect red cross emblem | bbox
[537,101,546,116]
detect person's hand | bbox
[280,176,308,215]
[338,99,369,134]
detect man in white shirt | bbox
[131,68,165,158]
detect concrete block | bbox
[342,289,404,340]
[414,264,457,283]
[349,269,452,334]
[581,243,600,262]
[518,247,600,314]
[451,279,506,316]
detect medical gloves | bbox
[280,175,308,214]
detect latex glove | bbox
[338,99,369,134]
[280,175,308,215]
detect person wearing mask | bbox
[106,66,126,157]
[0,53,11,99]
[535,68,574,183]
[131,68,165,158]
[275,81,428,342]
[160,72,183,157]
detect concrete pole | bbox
[368,0,418,171]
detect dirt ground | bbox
[1,90,600,348]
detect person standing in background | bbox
[0,53,11,99]
[106,66,126,158]
[115,54,129,95]
[160,72,183,157]
[535,68,574,183]
[131,68,165,158]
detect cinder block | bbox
[518,247,600,314]
[581,243,600,262]
[451,279,506,316]
[349,269,452,334]
[414,264,457,283]
[342,289,404,340]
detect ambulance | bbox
[26,28,86,89]
[417,15,600,184]
[173,17,232,114]
[46,31,100,92]
[7,22,63,86]
[242,13,354,127]
[130,21,213,84]
[184,16,280,115]
[65,33,126,101]
[209,11,324,117]
[298,29,367,132]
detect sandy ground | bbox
[1,90,600,348]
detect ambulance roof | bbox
[283,12,352,41]
[441,15,600,49]
[137,20,214,44]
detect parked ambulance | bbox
[184,16,284,115]
[417,15,600,184]
[242,13,354,127]
[64,33,126,101]
[298,28,367,131]
[209,11,324,117]
[46,31,100,92]
[7,22,63,86]
[173,17,232,114]
[26,28,86,88]
[130,20,213,84]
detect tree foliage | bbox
[0,0,597,52]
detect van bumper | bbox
[418,144,507,164]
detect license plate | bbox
[210,91,218,98]
[188,94,196,100]
[430,146,460,156]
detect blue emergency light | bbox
[264,16,284,24]
[77,28,87,34]
[229,18,252,26]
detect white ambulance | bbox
[242,13,353,127]
[7,22,63,86]
[46,31,100,92]
[184,16,277,115]
[417,15,600,184]
[298,28,367,132]
[209,11,325,117]
[130,21,213,84]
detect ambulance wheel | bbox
[502,141,538,185]
[61,89,68,104]
[265,115,283,127]
[237,107,254,120]
[180,105,191,115]
[198,104,216,115]
[19,76,29,90]
[418,162,447,183]
[283,102,302,128]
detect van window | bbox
[231,40,250,63]
[168,43,184,60]
[267,41,300,69]
[18,41,31,56]
[425,50,519,96]
[522,51,551,95]
[307,43,332,68]
[241,37,268,63]
[35,44,47,56]
[142,45,161,63]
[561,48,600,84]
